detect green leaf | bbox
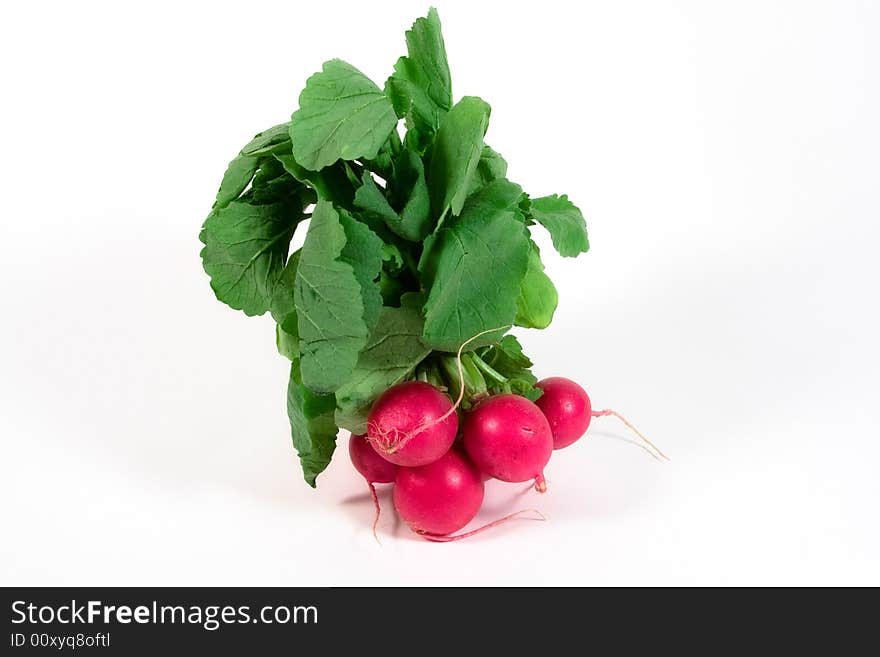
[276,323,299,361]
[353,151,431,242]
[294,201,369,393]
[391,149,431,239]
[378,244,414,307]
[271,216,379,363]
[382,243,405,271]
[516,383,543,402]
[274,153,354,208]
[213,155,259,209]
[200,199,302,316]
[528,194,590,257]
[287,359,338,487]
[335,294,432,434]
[270,250,300,327]
[363,130,400,179]
[211,122,299,210]
[427,96,491,221]
[338,211,384,333]
[515,241,558,329]
[480,335,542,401]
[212,122,301,210]
[353,173,399,232]
[386,8,452,144]
[421,180,530,351]
[246,158,310,206]
[466,145,508,197]
[485,334,533,373]
[289,59,398,171]
[240,122,292,157]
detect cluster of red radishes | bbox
[349,376,651,541]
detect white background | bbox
[2,0,878,586]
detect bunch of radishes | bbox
[197,9,666,538]
[349,375,662,541]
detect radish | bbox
[367,380,458,467]
[535,377,593,449]
[393,449,484,537]
[462,394,553,492]
[349,433,398,538]
[536,377,669,460]
[349,432,399,483]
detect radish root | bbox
[368,482,382,544]
[534,473,548,493]
[416,509,546,542]
[369,325,511,455]
[591,409,670,461]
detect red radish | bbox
[349,432,399,483]
[367,381,458,467]
[462,394,553,492]
[349,433,398,539]
[535,377,593,449]
[393,449,484,537]
[536,377,669,460]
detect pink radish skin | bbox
[393,449,484,536]
[349,432,398,483]
[535,377,592,449]
[349,433,398,539]
[462,394,553,489]
[367,381,458,467]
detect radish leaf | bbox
[391,149,432,238]
[200,198,303,316]
[339,211,384,334]
[290,60,398,171]
[240,122,292,157]
[213,156,259,209]
[274,153,355,207]
[466,146,508,197]
[386,7,452,147]
[527,194,590,257]
[421,180,529,351]
[294,201,369,393]
[270,250,300,329]
[515,241,558,329]
[354,150,432,241]
[427,96,491,221]
[287,360,338,487]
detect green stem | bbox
[470,351,508,385]
[461,353,487,396]
[437,353,487,404]
[438,355,463,401]
[424,360,446,391]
